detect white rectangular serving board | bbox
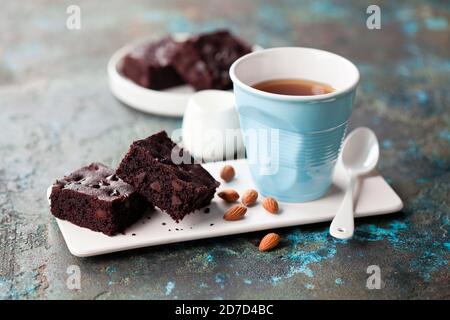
[48,159,403,257]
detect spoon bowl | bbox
[341,127,380,176]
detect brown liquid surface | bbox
[252,78,334,96]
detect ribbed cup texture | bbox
[240,115,348,202]
[241,116,347,169]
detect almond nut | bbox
[220,165,235,182]
[259,233,281,252]
[262,197,279,214]
[218,189,240,202]
[242,189,258,206]
[223,204,247,221]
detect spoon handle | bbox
[330,175,355,239]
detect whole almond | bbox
[242,189,258,206]
[262,197,279,214]
[223,204,247,221]
[218,189,240,202]
[259,233,281,252]
[220,165,235,182]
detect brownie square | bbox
[50,163,152,236]
[116,131,220,222]
[171,30,252,90]
[121,37,184,90]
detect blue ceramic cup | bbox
[230,47,360,202]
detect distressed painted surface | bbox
[0,0,449,299]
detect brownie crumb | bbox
[162,222,166,225]
[132,233,136,236]
[210,223,214,226]
[204,208,210,214]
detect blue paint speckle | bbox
[257,5,289,34]
[442,216,449,228]
[310,2,346,18]
[395,8,415,21]
[410,250,448,282]
[424,17,448,31]
[165,281,175,296]
[438,129,450,142]
[0,275,42,299]
[402,21,418,36]
[206,254,214,263]
[372,116,381,125]
[0,277,13,299]
[406,139,420,158]
[141,10,166,23]
[214,273,227,289]
[416,177,431,184]
[415,90,428,104]
[105,266,117,276]
[305,283,315,289]
[3,42,44,71]
[167,14,195,33]
[382,139,393,149]
[271,276,282,285]
[283,229,340,279]
[396,65,410,76]
[6,216,449,297]
[354,221,408,246]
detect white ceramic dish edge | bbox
[47,159,403,257]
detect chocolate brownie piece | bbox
[50,163,152,236]
[121,37,184,90]
[171,30,252,90]
[116,131,220,222]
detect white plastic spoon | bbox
[329,127,380,239]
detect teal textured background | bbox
[0,0,449,299]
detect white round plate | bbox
[107,33,261,117]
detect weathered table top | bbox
[0,0,448,299]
